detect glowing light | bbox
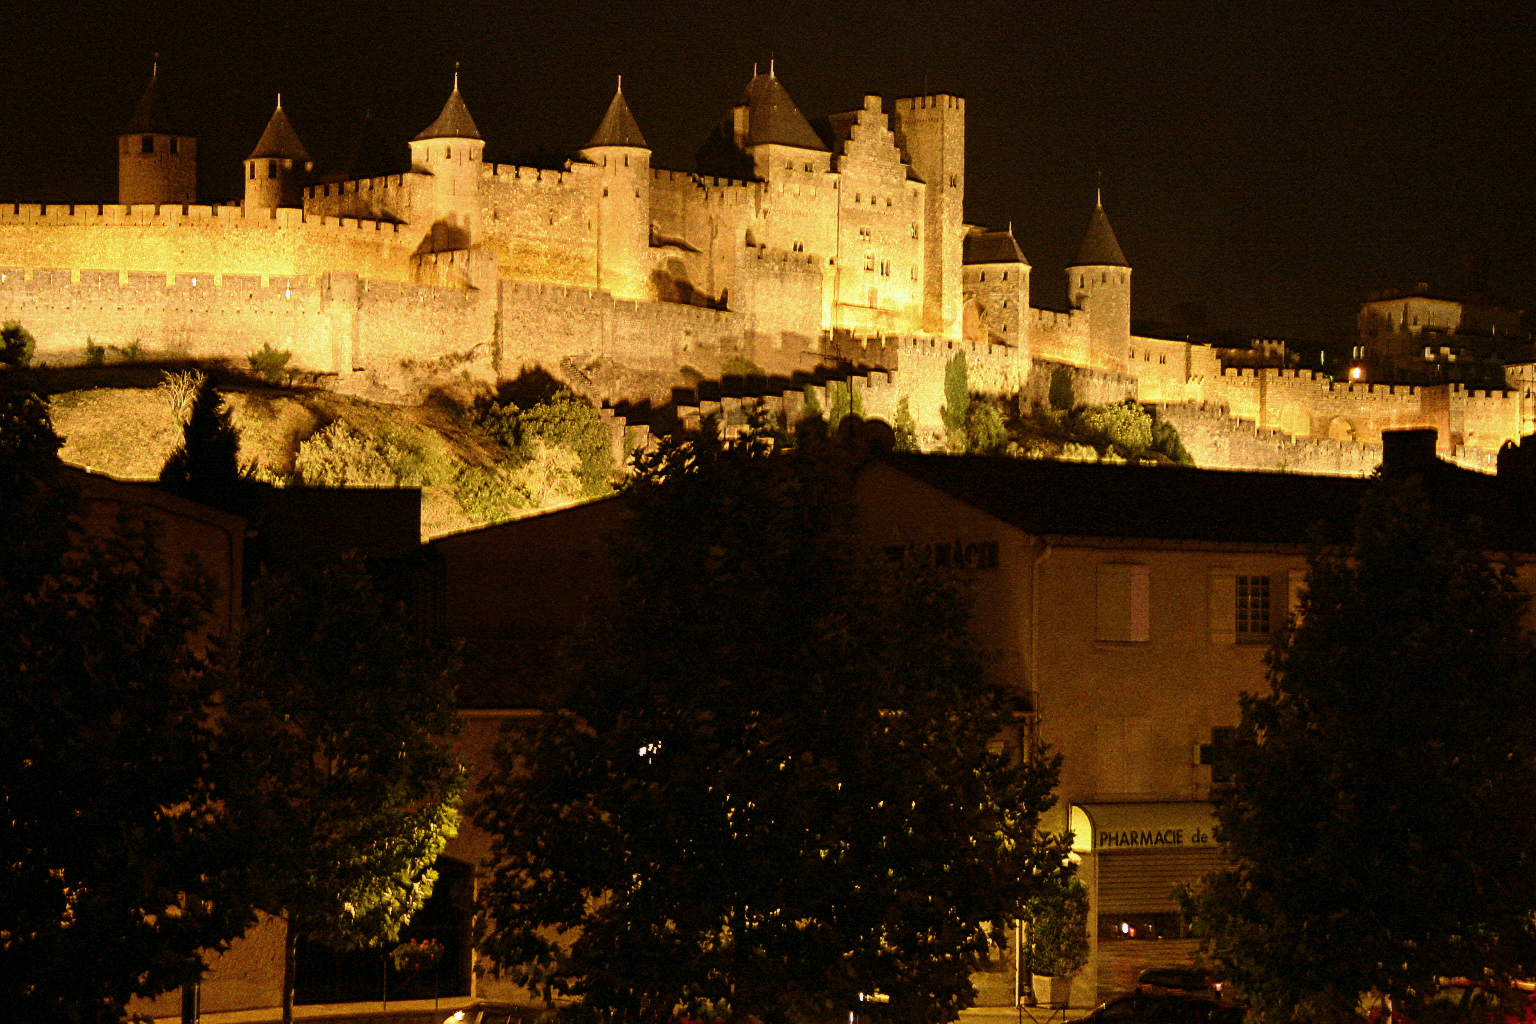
[1350,366,1363,381]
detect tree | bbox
[1,320,37,367]
[160,377,249,516]
[220,557,466,1024]
[475,425,1071,1024]
[1,378,252,1023]
[941,351,969,447]
[1183,478,1536,1023]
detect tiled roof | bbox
[963,230,1028,265]
[246,102,310,162]
[414,86,481,142]
[738,72,828,151]
[585,86,648,149]
[878,448,1536,550]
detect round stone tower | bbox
[579,80,651,301]
[408,72,485,251]
[1067,192,1132,372]
[118,63,197,207]
[244,98,312,211]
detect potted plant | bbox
[1025,877,1089,1008]
[392,937,445,1006]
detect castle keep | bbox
[3,66,1529,464]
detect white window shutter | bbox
[1288,567,1308,623]
[1209,569,1237,644]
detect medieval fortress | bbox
[2,66,1529,470]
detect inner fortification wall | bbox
[0,204,416,284]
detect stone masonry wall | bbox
[1152,402,1382,476]
[0,204,415,283]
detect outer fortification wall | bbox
[1151,403,1382,476]
[496,280,749,379]
[0,267,346,371]
[0,204,415,284]
[1020,359,1137,410]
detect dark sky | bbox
[2,0,1532,344]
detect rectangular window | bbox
[1237,575,1271,635]
[169,138,179,155]
[1097,564,1150,642]
[268,161,277,179]
[141,135,154,154]
[864,254,874,272]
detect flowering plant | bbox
[391,938,444,973]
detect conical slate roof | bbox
[247,101,310,161]
[124,66,175,134]
[1070,198,1129,267]
[414,85,481,141]
[737,71,828,151]
[585,85,648,149]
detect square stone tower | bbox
[893,95,965,339]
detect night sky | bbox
[2,0,1532,346]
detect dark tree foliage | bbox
[1,382,250,1023]
[1,320,37,367]
[219,557,465,1024]
[1184,478,1536,1023]
[476,425,1070,1024]
[159,378,249,516]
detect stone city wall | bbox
[1151,402,1382,476]
[0,203,415,283]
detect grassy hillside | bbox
[43,364,618,541]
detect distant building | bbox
[1356,279,1531,385]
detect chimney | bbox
[1380,428,1438,477]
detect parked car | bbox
[1080,992,1246,1024]
[443,1001,541,1024]
[1137,968,1219,997]
[1367,980,1536,1024]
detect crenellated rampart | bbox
[0,203,416,285]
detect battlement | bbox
[744,247,823,275]
[0,203,407,238]
[306,174,419,199]
[500,278,735,325]
[1031,307,1080,330]
[892,94,966,112]
[0,264,319,297]
[487,164,574,186]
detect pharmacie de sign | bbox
[1069,802,1217,852]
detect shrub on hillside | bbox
[247,343,292,384]
[294,422,416,488]
[1078,401,1154,453]
[478,388,615,499]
